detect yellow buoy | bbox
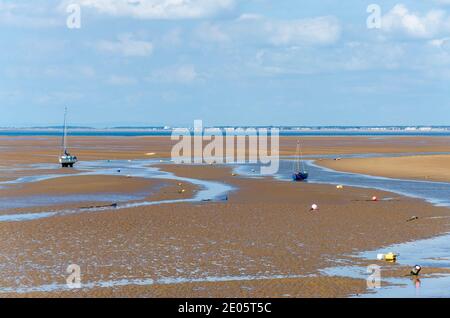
[377,252,398,262]
[385,252,397,262]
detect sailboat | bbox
[59,107,78,168]
[292,140,308,181]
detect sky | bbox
[1,0,450,127]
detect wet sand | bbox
[318,155,450,183]
[1,165,449,298]
[1,175,158,197]
[2,136,450,164]
[0,175,199,216]
[0,136,449,298]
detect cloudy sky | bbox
[1,0,450,127]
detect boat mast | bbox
[293,140,306,173]
[299,140,306,172]
[62,107,68,154]
[292,140,301,172]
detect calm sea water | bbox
[1,130,450,137]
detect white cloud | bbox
[264,16,341,46]
[435,0,450,5]
[237,13,263,21]
[160,28,183,47]
[195,15,341,47]
[147,64,199,83]
[34,91,84,105]
[382,4,450,38]
[80,66,96,78]
[429,37,450,54]
[96,34,153,57]
[250,40,408,77]
[107,75,138,85]
[195,22,231,44]
[0,1,60,28]
[4,65,97,80]
[61,0,234,19]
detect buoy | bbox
[411,265,422,276]
[385,252,397,261]
[310,204,318,211]
[377,252,397,262]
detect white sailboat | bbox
[59,107,78,168]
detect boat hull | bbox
[293,172,309,181]
[59,155,78,168]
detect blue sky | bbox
[1,0,450,127]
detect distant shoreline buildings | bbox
[1,126,450,135]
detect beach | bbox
[318,155,450,183]
[4,0,450,305]
[0,136,449,298]
[2,135,450,164]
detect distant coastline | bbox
[1,126,450,137]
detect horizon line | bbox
[1,125,450,131]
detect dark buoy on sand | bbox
[411,265,422,276]
[407,216,419,222]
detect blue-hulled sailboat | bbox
[292,140,308,181]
